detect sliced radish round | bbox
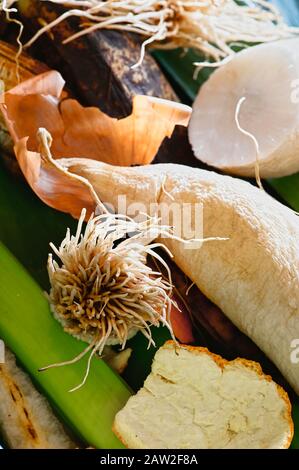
[189,38,299,178]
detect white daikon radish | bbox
[189,38,299,178]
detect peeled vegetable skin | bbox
[62,161,299,394]
[113,341,293,449]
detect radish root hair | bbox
[8,0,297,69]
[235,96,263,190]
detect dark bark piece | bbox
[0,14,7,37]
[19,0,177,118]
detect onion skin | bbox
[169,300,195,345]
[0,40,48,177]
[188,39,299,179]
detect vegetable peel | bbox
[0,70,191,218]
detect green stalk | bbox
[0,242,131,448]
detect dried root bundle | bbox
[48,209,176,358]
[19,0,299,68]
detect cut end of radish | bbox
[189,39,299,179]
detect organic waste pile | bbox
[0,0,298,450]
